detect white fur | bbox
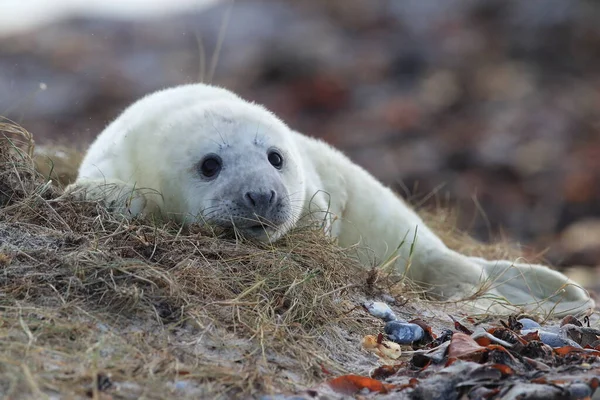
[66,83,594,317]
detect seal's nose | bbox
[244,190,277,215]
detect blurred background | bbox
[1,0,600,286]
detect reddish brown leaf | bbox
[489,364,514,376]
[448,333,486,361]
[554,346,600,356]
[397,378,419,391]
[409,318,436,342]
[488,327,527,345]
[449,315,474,335]
[531,377,548,384]
[371,364,403,380]
[521,331,541,342]
[486,345,519,365]
[328,375,393,395]
[445,357,458,367]
[561,315,582,327]
[487,344,511,353]
[504,315,523,331]
[475,336,492,346]
[377,333,384,344]
[481,388,500,399]
[554,346,585,356]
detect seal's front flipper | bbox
[62,178,150,218]
[469,256,594,317]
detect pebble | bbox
[522,329,582,348]
[567,383,592,399]
[517,318,541,330]
[363,301,398,322]
[384,320,424,344]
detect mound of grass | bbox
[3,119,595,399]
[1,119,398,399]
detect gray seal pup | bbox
[65,83,594,317]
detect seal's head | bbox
[156,100,306,242]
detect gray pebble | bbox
[363,301,397,322]
[518,318,541,330]
[384,320,424,344]
[522,329,582,348]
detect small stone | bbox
[363,301,397,322]
[567,383,592,399]
[384,321,424,344]
[522,329,582,348]
[518,318,541,330]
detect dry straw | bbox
[0,118,566,398]
[0,118,391,399]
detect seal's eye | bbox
[199,155,222,178]
[268,150,283,169]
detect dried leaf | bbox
[503,315,523,331]
[447,333,486,361]
[522,356,551,371]
[554,346,600,356]
[396,378,419,391]
[521,331,541,342]
[475,336,492,347]
[328,375,393,395]
[449,315,473,335]
[561,315,582,327]
[578,327,600,347]
[408,318,436,344]
[487,344,511,354]
[411,341,450,368]
[371,364,404,380]
[430,329,453,348]
[489,364,514,376]
[488,327,527,345]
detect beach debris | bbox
[362,333,402,360]
[384,320,425,345]
[363,301,398,322]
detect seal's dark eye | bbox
[200,155,222,178]
[268,150,283,169]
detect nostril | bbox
[269,190,276,204]
[245,192,256,207]
[244,190,277,209]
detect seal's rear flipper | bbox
[469,256,595,317]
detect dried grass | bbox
[1,119,386,399]
[2,118,587,399]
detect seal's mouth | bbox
[200,215,283,241]
[241,223,276,238]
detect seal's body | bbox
[67,83,594,316]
